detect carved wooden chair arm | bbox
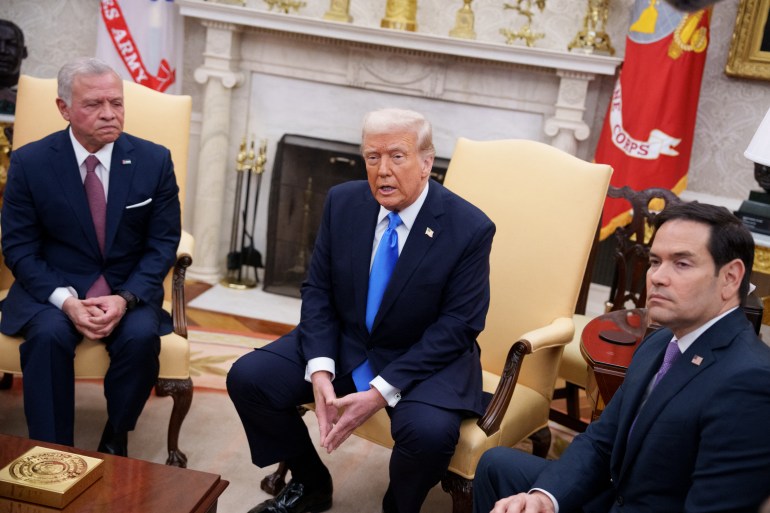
[171,252,192,338]
[477,317,575,436]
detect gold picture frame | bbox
[726,0,770,80]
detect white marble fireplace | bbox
[177,0,622,283]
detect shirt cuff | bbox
[371,375,402,407]
[305,357,336,383]
[530,488,559,513]
[48,286,77,309]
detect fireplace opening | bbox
[264,134,449,298]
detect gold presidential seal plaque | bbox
[0,446,104,508]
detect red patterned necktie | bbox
[84,155,110,298]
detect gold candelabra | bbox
[500,0,546,47]
[263,0,306,14]
[323,0,353,22]
[568,0,615,55]
[449,0,477,39]
[381,0,418,32]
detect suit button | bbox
[616,496,624,506]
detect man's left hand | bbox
[321,388,387,453]
[80,294,127,338]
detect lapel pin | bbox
[122,159,132,165]
[691,355,703,366]
[425,227,434,238]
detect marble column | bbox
[544,70,594,156]
[188,21,244,283]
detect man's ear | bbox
[55,98,70,122]
[720,258,745,300]
[421,154,434,179]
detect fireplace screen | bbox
[263,134,448,298]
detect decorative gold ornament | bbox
[568,0,615,55]
[381,0,418,32]
[449,0,477,39]
[263,0,306,14]
[667,10,708,59]
[500,0,546,47]
[323,0,353,22]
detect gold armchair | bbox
[0,75,194,467]
[263,138,612,513]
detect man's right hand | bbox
[310,371,339,448]
[490,492,556,513]
[61,296,110,339]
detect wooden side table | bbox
[0,434,228,513]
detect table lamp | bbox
[734,107,770,235]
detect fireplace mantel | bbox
[178,0,623,283]
[178,0,621,76]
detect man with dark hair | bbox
[473,201,770,513]
[1,57,181,456]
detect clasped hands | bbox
[311,371,387,454]
[62,294,128,339]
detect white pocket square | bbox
[126,198,152,209]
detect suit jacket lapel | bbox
[50,130,101,255]
[105,134,135,254]
[373,182,444,331]
[351,188,380,332]
[617,310,744,480]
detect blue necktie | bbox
[352,212,402,391]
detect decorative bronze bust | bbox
[0,19,28,115]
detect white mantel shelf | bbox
[178,0,622,76]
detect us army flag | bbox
[96,0,181,93]
[596,0,710,239]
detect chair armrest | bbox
[476,317,575,436]
[171,230,194,338]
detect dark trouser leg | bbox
[227,346,320,468]
[472,447,550,513]
[103,304,161,432]
[385,401,463,513]
[18,308,81,445]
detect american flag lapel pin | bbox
[691,355,703,366]
[122,159,132,165]
[425,227,434,238]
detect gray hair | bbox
[361,108,436,159]
[57,57,120,106]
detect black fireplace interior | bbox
[264,133,449,298]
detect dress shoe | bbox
[97,421,128,457]
[248,476,333,513]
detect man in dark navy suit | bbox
[227,108,495,513]
[1,57,181,456]
[473,202,770,513]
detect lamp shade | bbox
[746,107,770,166]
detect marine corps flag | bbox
[596,0,710,239]
[96,0,181,93]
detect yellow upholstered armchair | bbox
[262,138,612,513]
[0,75,194,467]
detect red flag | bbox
[596,0,710,239]
[96,0,181,93]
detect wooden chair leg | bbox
[155,377,192,468]
[261,462,289,495]
[529,426,552,458]
[565,382,581,418]
[440,471,472,513]
[0,373,13,390]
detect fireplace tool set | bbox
[223,138,267,289]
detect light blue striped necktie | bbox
[352,211,402,392]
